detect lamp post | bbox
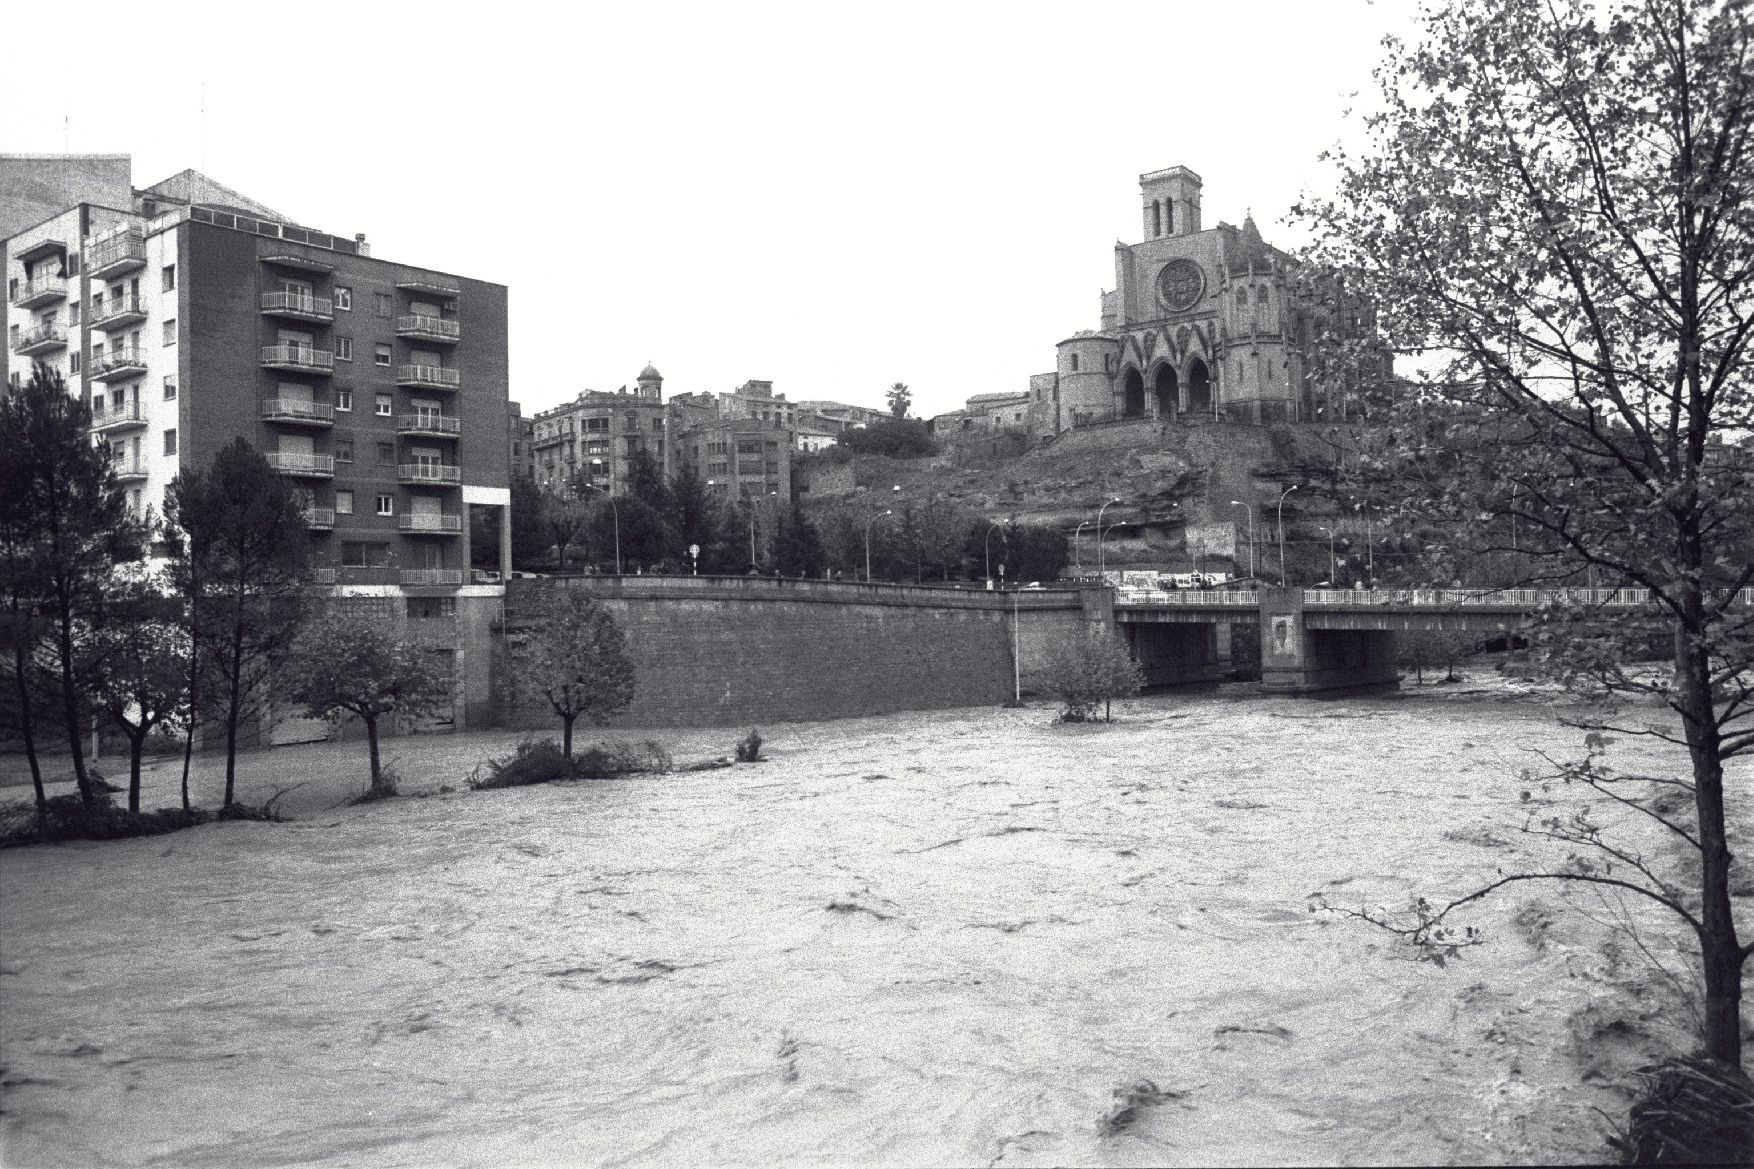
[1095,496,1121,576]
[1319,525,1337,585]
[1275,484,1299,584]
[1228,501,1256,579]
[1074,520,1090,575]
[580,482,621,575]
[984,520,1010,583]
[864,509,891,582]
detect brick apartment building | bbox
[2,159,512,729]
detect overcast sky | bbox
[4,0,1414,420]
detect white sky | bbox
[3,0,1414,420]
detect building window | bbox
[408,596,455,619]
[1070,353,1079,372]
[70,352,82,374]
[336,389,353,412]
[68,302,80,326]
[1256,285,1269,304]
[336,490,354,515]
[337,337,354,362]
[162,428,177,456]
[334,439,354,464]
[376,494,394,516]
[375,393,393,416]
[335,286,352,311]
[162,264,176,292]
[375,293,392,318]
[164,376,177,400]
[374,344,391,367]
[341,541,390,568]
[376,442,395,465]
[162,319,177,346]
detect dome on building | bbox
[637,363,662,381]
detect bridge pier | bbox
[1122,620,1230,687]
[1258,587,1400,695]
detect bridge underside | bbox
[1122,621,1232,687]
[1261,627,1399,695]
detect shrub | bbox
[1044,634,1144,722]
[469,737,673,790]
[2,793,213,848]
[735,729,764,762]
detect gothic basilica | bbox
[1027,166,1377,435]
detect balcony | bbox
[395,413,460,437]
[13,322,67,356]
[395,278,460,297]
[397,463,461,486]
[90,347,149,381]
[264,451,335,478]
[398,513,462,535]
[401,568,463,587]
[11,275,68,308]
[112,462,149,483]
[91,295,148,331]
[395,314,460,343]
[302,507,336,530]
[261,399,336,426]
[260,291,334,322]
[261,344,334,374]
[310,567,338,585]
[87,231,147,280]
[13,238,67,266]
[395,364,459,390]
[92,405,147,435]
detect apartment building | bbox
[530,364,669,494]
[3,163,512,728]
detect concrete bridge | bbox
[1115,585,1754,694]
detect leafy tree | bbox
[0,363,145,809]
[836,417,938,460]
[667,462,722,568]
[626,447,673,520]
[502,590,635,758]
[166,439,311,808]
[544,490,593,571]
[1010,523,1072,584]
[509,475,549,571]
[1299,0,1754,1068]
[1398,628,1480,685]
[1043,633,1144,722]
[772,502,825,577]
[88,568,189,813]
[281,613,450,797]
[887,381,912,418]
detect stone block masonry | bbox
[500,577,1108,729]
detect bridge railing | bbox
[1116,585,1753,609]
[1114,589,1260,606]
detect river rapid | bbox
[1,680,1731,1167]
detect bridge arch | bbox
[1120,367,1145,418]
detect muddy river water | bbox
[1,681,1732,1166]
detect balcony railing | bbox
[91,295,147,331]
[398,513,463,534]
[261,344,334,373]
[400,568,463,586]
[13,322,67,355]
[11,276,68,308]
[302,507,336,530]
[87,232,147,279]
[261,399,336,425]
[395,413,460,436]
[260,291,334,320]
[111,462,149,482]
[310,567,338,585]
[90,347,149,380]
[396,364,460,389]
[92,405,147,434]
[395,314,460,342]
[397,463,462,485]
[264,451,335,477]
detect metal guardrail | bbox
[401,569,464,586]
[11,276,68,305]
[396,414,461,434]
[262,399,335,423]
[395,314,460,339]
[260,291,334,317]
[396,364,460,388]
[264,452,335,475]
[13,323,66,352]
[399,514,463,533]
[398,463,462,484]
[1114,586,1754,608]
[261,343,334,369]
[91,295,145,329]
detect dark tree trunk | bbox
[223,623,243,808]
[1680,622,1743,1068]
[55,598,92,808]
[562,713,575,761]
[127,728,145,814]
[365,715,383,792]
[11,643,46,817]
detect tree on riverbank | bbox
[501,591,634,759]
[1300,0,1754,1072]
[1044,633,1143,723]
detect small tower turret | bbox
[1139,165,1203,240]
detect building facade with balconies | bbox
[3,161,514,730]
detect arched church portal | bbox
[1186,358,1213,413]
[1121,368,1145,418]
[1152,366,1178,418]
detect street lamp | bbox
[1074,520,1090,574]
[1276,484,1299,584]
[864,509,891,582]
[578,482,621,575]
[1095,496,1122,576]
[984,519,1010,583]
[1319,525,1337,585]
[1228,501,1256,579]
